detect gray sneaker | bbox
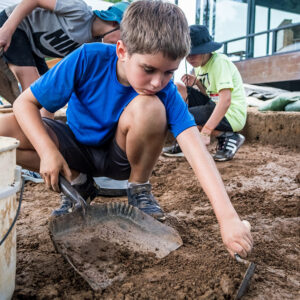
[51,194,73,217]
[163,143,184,157]
[22,169,44,183]
[51,175,99,216]
[127,183,165,221]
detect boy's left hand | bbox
[220,217,253,258]
[200,134,210,145]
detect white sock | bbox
[128,181,149,188]
[71,173,87,185]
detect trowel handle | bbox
[59,174,87,213]
[235,253,249,265]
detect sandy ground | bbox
[12,142,300,300]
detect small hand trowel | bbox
[234,220,256,300]
[234,254,256,300]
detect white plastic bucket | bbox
[0,137,21,300]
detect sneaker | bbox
[213,132,245,162]
[51,175,99,216]
[127,183,165,221]
[22,169,44,183]
[163,142,184,157]
[51,194,73,217]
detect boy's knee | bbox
[121,95,167,129]
[0,113,19,137]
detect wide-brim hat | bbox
[94,2,129,24]
[189,25,223,55]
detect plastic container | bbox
[0,137,21,300]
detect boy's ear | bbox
[116,40,128,61]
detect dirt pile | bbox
[12,143,300,299]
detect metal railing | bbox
[222,22,300,60]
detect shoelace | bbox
[216,137,226,151]
[134,190,156,206]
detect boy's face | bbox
[116,41,181,95]
[186,54,206,67]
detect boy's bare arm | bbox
[201,88,231,137]
[13,88,71,191]
[0,0,56,51]
[177,126,253,258]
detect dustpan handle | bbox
[59,174,87,212]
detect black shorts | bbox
[43,118,131,179]
[0,10,49,75]
[187,86,233,132]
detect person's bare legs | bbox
[115,95,167,183]
[8,64,54,119]
[0,112,58,171]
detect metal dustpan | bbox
[49,202,182,290]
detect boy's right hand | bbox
[181,74,197,87]
[39,149,72,193]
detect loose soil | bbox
[12,143,300,299]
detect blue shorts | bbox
[0,10,49,75]
[43,118,131,179]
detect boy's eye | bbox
[144,68,154,74]
[166,71,174,75]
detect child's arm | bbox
[181,72,207,96]
[200,88,231,144]
[13,88,72,191]
[0,0,56,51]
[177,126,253,258]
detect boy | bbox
[0,0,129,183]
[0,0,129,113]
[0,1,252,258]
[164,25,247,162]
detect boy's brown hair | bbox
[120,0,190,60]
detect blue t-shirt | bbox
[31,43,196,146]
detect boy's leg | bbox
[115,95,167,220]
[0,113,58,170]
[115,95,167,183]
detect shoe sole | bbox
[22,175,44,183]
[163,152,185,158]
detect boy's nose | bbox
[151,75,163,89]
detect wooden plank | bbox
[234,52,300,84]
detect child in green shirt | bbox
[164,25,247,162]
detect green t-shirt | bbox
[194,53,247,132]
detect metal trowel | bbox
[234,220,256,299]
[234,254,256,300]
